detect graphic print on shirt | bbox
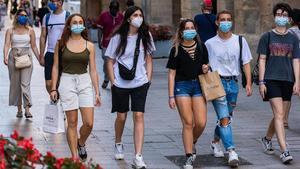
[269,43,293,57]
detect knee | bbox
[195,120,206,129]
[219,117,230,127]
[68,120,78,129]
[183,120,193,130]
[134,113,144,122]
[84,122,93,130]
[117,113,127,122]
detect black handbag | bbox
[118,34,141,80]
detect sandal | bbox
[25,112,33,118]
[16,111,23,118]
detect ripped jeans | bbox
[212,78,238,151]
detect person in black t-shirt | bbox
[166,18,209,169]
[37,1,49,26]
[258,3,300,164]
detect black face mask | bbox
[110,8,118,17]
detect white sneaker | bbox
[114,143,124,160]
[228,150,239,167]
[280,151,293,164]
[133,154,147,169]
[183,156,194,169]
[210,142,224,157]
[260,137,274,154]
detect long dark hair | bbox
[112,6,152,57]
[173,18,201,57]
[59,13,89,50]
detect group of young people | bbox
[3,0,300,169]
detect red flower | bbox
[17,138,34,150]
[10,130,19,140]
[0,140,6,158]
[55,158,64,169]
[28,148,41,163]
[46,152,55,158]
[0,159,5,169]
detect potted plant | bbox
[149,24,173,58]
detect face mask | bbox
[275,16,289,26]
[48,2,57,12]
[71,24,85,34]
[17,15,28,25]
[131,17,143,28]
[219,21,232,33]
[183,29,197,40]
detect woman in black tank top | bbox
[50,14,101,160]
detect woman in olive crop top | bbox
[166,19,209,169]
[50,14,101,160]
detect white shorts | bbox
[58,73,94,111]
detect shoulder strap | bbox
[132,34,141,71]
[45,13,51,27]
[266,31,271,60]
[65,11,70,20]
[239,35,243,63]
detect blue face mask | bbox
[183,29,197,40]
[219,21,232,33]
[71,24,85,34]
[275,16,289,26]
[17,15,28,25]
[48,2,57,12]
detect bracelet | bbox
[258,80,266,85]
[50,90,57,93]
[169,96,175,99]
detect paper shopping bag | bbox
[198,71,226,101]
[43,102,65,134]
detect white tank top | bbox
[11,29,31,48]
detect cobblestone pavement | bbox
[0,16,300,169]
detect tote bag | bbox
[198,71,226,101]
[43,102,65,134]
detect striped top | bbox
[181,41,197,60]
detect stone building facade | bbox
[81,0,300,54]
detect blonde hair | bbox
[173,18,201,57]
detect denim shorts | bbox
[174,80,202,97]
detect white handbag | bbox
[14,54,31,69]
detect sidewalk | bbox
[0,16,300,169]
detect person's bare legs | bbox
[270,98,287,151]
[115,112,127,143]
[133,112,144,155]
[78,107,94,146]
[65,109,79,158]
[176,97,193,154]
[192,96,207,144]
[283,101,291,127]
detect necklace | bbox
[274,28,288,35]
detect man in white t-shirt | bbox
[205,10,252,168]
[39,0,69,94]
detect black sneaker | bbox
[77,140,87,161]
[183,156,193,169]
[101,80,109,89]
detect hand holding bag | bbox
[14,54,31,69]
[198,71,226,101]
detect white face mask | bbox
[131,17,143,28]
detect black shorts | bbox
[111,83,150,113]
[44,52,54,80]
[265,80,293,101]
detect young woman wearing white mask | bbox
[50,14,101,160]
[106,6,155,169]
